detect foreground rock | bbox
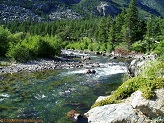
[85,89,164,123]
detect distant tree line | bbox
[0,0,163,62]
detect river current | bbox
[0,51,128,123]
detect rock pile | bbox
[49,9,82,20]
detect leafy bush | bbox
[6,43,31,62]
[0,26,11,56]
[6,35,62,62]
[153,40,164,55]
[131,40,147,53]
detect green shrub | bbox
[6,43,31,62]
[0,26,11,56]
[153,40,164,55]
[131,40,147,53]
[140,86,155,99]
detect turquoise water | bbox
[0,53,128,123]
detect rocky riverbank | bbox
[84,54,164,123]
[0,50,99,75]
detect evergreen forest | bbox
[0,0,163,62]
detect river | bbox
[0,50,128,123]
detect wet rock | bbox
[91,69,96,74]
[81,56,91,62]
[85,69,96,74]
[95,51,101,55]
[67,110,81,122]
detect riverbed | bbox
[0,50,128,122]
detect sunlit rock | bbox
[85,89,164,123]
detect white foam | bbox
[0,93,10,98]
[61,50,89,56]
[64,62,127,78]
[68,69,87,74]
[95,64,127,78]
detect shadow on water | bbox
[75,116,88,123]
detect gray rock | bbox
[85,103,147,123]
[97,2,120,16]
[125,89,164,119]
[128,54,157,77]
[85,89,164,123]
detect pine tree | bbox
[124,0,139,47]
[115,8,127,42]
[97,17,109,43]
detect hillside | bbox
[0,0,164,22]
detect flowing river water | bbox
[0,51,129,123]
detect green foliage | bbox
[0,61,12,66]
[140,60,164,78]
[123,0,140,46]
[131,40,147,53]
[154,40,164,55]
[92,60,164,108]
[5,34,62,62]
[0,26,11,56]
[26,36,62,58]
[6,43,31,62]
[1,1,164,57]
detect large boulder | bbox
[85,89,164,123]
[125,89,164,119]
[85,103,148,123]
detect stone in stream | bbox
[85,69,96,74]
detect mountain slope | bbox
[0,0,164,22]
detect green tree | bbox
[108,22,115,50]
[97,17,109,43]
[0,26,11,56]
[123,0,139,48]
[115,8,127,42]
